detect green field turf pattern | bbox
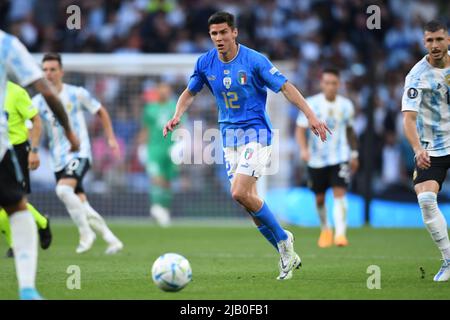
[1,224,449,300]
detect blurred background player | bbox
[402,20,450,282]
[0,29,79,300]
[139,82,179,227]
[0,81,52,258]
[33,53,123,255]
[296,68,359,248]
[163,11,330,280]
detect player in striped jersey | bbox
[0,30,79,300]
[296,68,359,248]
[402,20,450,282]
[33,53,124,255]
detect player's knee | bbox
[231,189,247,205]
[316,194,325,207]
[55,184,76,202]
[417,192,438,219]
[418,192,437,208]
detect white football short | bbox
[223,142,272,183]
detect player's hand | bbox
[28,152,40,170]
[308,116,331,142]
[163,117,180,138]
[414,148,431,169]
[108,138,121,160]
[350,158,359,174]
[300,149,310,162]
[66,130,80,152]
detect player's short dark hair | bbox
[208,11,236,29]
[424,20,447,33]
[42,52,62,67]
[322,67,340,78]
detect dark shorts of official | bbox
[14,141,31,193]
[0,149,26,207]
[413,155,450,191]
[308,162,350,194]
[55,158,90,194]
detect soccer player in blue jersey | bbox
[0,30,79,299]
[163,12,330,280]
[402,20,450,282]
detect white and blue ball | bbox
[151,253,192,292]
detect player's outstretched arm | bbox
[403,111,430,169]
[28,114,41,170]
[97,106,120,159]
[281,82,331,142]
[32,78,80,151]
[163,89,195,137]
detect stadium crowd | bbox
[2,0,450,198]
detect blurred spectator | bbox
[112,107,140,155]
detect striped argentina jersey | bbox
[33,84,101,171]
[297,93,355,168]
[0,30,43,160]
[401,52,450,157]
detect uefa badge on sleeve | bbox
[407,88,418,99]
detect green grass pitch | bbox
[0,222,449,300]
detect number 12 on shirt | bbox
[222,92,240,109]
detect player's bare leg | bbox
[230,174,263,212]
[415,180,450,281]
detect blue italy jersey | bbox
[187,44,287,147]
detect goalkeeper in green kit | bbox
[140,82,179,227]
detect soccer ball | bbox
[151,253,192,292]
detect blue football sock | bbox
[253,202,287,242]
[257,225,278,251]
